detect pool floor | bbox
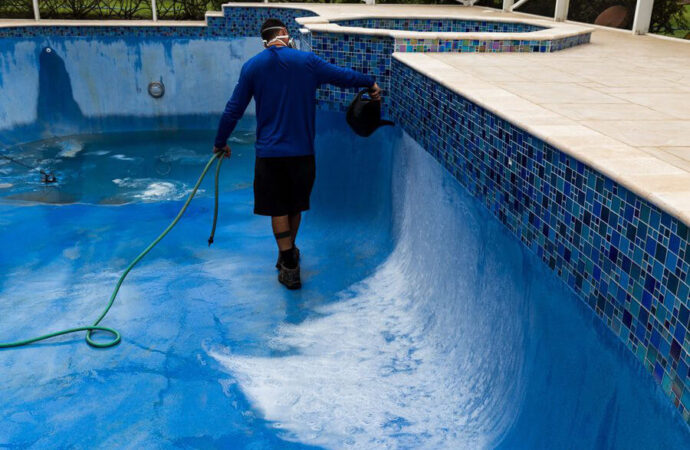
[1,115,689,448]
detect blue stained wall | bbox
[0,36,262,146]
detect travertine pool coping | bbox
[393,47,690,225]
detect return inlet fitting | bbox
[148,81,165,99]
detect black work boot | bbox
[276,247,300,270]
[278,262,301,290]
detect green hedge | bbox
[479,0,688,38]
[0,0,227,20]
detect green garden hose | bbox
[0,152,224,349]
[207,150,223,246]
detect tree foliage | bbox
[497,0,687,34]
[0,0,34,18]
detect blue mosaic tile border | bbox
[223,6,317,38]
[396,32,590,53]
[334,17,546,33]
[309,32,394,113]
[550,32,592,51]
[389,57,690,425]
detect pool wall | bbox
[0,3,687,428]
[0,36,261,145]
[0,6,316,146]
[300,32,394,113]
[390,57,690,423]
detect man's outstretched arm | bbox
[214,66,254,152]
[311,54,380,99]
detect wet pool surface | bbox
[1,114,689,448]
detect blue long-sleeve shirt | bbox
[214,46,375,158]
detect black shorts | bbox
[253,155,316,216]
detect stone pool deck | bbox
[390,8,690,226]
[1,3,689,225]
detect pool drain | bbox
[148,81,165,98]
[155,155,172,176]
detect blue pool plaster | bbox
[0,4,688,447]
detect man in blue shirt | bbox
[214,18,381,290]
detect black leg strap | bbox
[274,230,292,240]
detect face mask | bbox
[265,35,296,49]
[262,26,296,49]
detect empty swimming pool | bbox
[0,6,686,447]
[1,112,689,448]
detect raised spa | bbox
[331,17,547,33]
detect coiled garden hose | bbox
[0,152,224,349]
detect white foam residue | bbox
[210,255,512,449]
[157,147,205,164]
[110,154,135,161]
[61,245,80,260]
[228,131,256,145]
[56,140,83,158]
[112,177,193,202]
[136,182,177,201]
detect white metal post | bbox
[632,0,654,34]
[151,0,157,21]
[32,0,40,20]
[554,0,570,22]
[502,0,515,12]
